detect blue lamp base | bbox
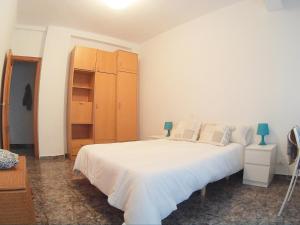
[166,129,171,137]
[259,135,266,145]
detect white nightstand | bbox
[243,144,277,188]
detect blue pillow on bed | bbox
[0,149,19,169]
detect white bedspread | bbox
[74,140,244,225]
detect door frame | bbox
[1,50,13,151]
[11,55,42,159]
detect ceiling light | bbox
[102,0,137,10]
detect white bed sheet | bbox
[74,139,244,225]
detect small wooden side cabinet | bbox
[0,156,36,224]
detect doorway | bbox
[1,53,41,158]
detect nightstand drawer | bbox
[245,150,271,166]
[244,164,270,183]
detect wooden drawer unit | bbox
[243,144,276,187]
[71,102,93,124]
[0,157,35,225]
[117,50,138,74]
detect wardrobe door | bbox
[74,47,97,71]
[97,50,117,74]
[117,51,138,74]
[116,72,137,141]
[94,72,116,143]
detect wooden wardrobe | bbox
[67,46,138,160]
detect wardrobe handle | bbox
[118,102,121,110]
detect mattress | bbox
[74,139,244,225]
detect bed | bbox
[74,139,244,225]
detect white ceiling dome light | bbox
[102,0,138,10]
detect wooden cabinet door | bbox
[117,51,138,74]
[97,50,117,74]
[71,102,93,124]
[116,72,137,141]
[74,47,97,71]
[94,73,116,143]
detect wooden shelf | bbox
[72,88,93,102]
[72,122,93,125]
[72,137,93,141]
[72,100,92,103]
[72,124,93,139]
[74,68,95,73]
[72,85,93,90]
[73,70,94,89]
[72,138,94,142]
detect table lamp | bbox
[257,123,269,145]
[164,122,173,137]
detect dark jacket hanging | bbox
[22,84,32,111]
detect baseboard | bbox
[39,155,66,160]
[275,163,292,176]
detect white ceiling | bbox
[17,0,243,43]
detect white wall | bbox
[11,25,139,157]
[11,25,46,57]
[0,0,17,79]
[140,0,300,175]
[9,61,35,144]
[37,26,70,157]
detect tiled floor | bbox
[26,157,300,225]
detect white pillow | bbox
[170,120,201,142]
[198,123,233,146]
[230,125,252,146]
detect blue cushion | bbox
[0,150,19,169]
